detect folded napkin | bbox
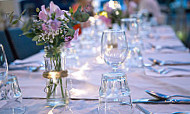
[143,53,190,77]
[144,38,189,54]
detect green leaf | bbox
[73,6,89,22]
[36,42,45,46]
[22,32,36,38]
[69,7,73,14]
[9,12,14,23]
[21,19,33,32]
[21,10,26,15]
[32,35,39,41]
[65,28,75,37]
[12,19,19,25]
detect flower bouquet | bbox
[21,1,89,106]
[98,1,122,28]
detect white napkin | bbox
[144,38,189,53]
[143,53,190,77]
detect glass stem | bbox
[112,67,118,72]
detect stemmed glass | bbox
[101,29,128,73]
[0,44,8,85]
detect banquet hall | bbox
[0,0,190,114]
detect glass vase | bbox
[43,45,69,107]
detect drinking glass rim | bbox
[121,18,137,22]
[103,29,125,33]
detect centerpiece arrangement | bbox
[21,1,89,107]
[98,1,122,28]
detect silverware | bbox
[145,90,190,100]
[132,98,190,104]
[23,97,99,100]
[136,104,152,114]
[146,66,190,74]
[172,112,190,114]
[9,65,44,72]
[148,43,187,51]
[10,61,43,65]
[136,103,190,114]
[148,58,190,66]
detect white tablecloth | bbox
[4,25,190,114]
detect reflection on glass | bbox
[0,44,8,85]
[99,72,133,113]
[101,29,128,73]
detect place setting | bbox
[143,53,190,77]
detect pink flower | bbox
[99,16,112,28]
[50,1,65,18]
[103,2,112,13]
[39,5,48,21]
[48,19,61,31]
[73,28,79,40]
[65,36,72,42]
[42,23,49,32]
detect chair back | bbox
[7,28,43,59]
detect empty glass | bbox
[101,29,128,73]
[0,75,25,114]
[98,72,133,113]
[121,18,142,48]
[0,44,8,85]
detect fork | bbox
[148,43,187,51]
[146,66,190,74]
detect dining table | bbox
[2,25,190,114]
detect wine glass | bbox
[101,29,128,73]
[0,44,8,85]
[121,18,139,48]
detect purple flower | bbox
[50,1,62,15]
[73,28,79,40]
[99,16,112,28]
[103,2,113,13]
[48,19,61,31]
[65,36,72,42]
[39,5,48,21]
[42,23,49,32]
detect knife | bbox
[132,98,190,104]
[9,66,28,71]
[136,104,152,114]
[148,58,190,66]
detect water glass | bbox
[0,44,8,85]
[0,75,25,114]
[99,72,133,113]
[125,47,144,70]
[121,18,141,48]
[101,29,128,73]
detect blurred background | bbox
[0,0,190,63]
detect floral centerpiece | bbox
[98,1,122,28]
[21,1,89,107]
